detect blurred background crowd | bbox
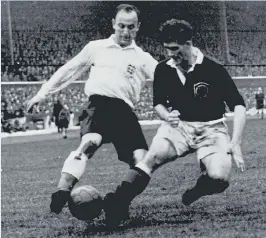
[1,1,266,133]
[1,31,265,82]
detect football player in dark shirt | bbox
[104,19,247,230]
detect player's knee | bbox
[143,151,160,170]
[205,153,232,181]
[83,141,99,157]
[132,149,147,165]
[207,167,230,182]
[143,140,170,171]
[134,149,164,176]
[207,166,230,181]
[78,133,102,157]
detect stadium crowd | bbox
[1,30,265,82]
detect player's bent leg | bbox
[182,152,231,206]
[58,133,102,190]
[136,137,178,175]
[104,138,177,230]
[50,151,90,214]
[50,133,102,214]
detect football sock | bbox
[58,151,87,191]
[57,172,78,191]
[61,151,88,180]
[113,167,151,204]
[193,174,229,195]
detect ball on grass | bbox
[68,185,103,221]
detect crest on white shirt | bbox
[125,64,136,79]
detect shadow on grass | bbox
[80,217,193,236]
[74,203,195,236]
[73,202,263,237]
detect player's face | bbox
[112,10,140,47]
[164,41,192,64]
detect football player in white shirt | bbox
[27,4,157,215]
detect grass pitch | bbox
[1,119,266,237]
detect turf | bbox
[1,119,266,237]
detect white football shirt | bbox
[37,35,158,108]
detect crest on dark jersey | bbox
[194,82,209,99]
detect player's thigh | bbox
[153,122,190,159]
[140,124,190,172]
[142,137,178,172]
[112,125,148,167]
[78,101,105,156]
[80,105,102,138]
[112,109,148,167]
[199,131,232,181]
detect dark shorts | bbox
[80,95,148,163]
[256,103,264,110]
[58,119,69,129]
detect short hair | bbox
[159,19,193,44]
[115,4,140,21]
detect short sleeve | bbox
[142,53,158,81]
[153,64,168,107]
[220,67,246,111]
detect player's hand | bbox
[26,95,43,113]
[228,142,245,172]
[167,110,180,127]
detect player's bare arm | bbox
[231,105,246,145]
[229,105,246,172]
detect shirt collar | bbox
[105,34,137,50]
[166,47,204,71]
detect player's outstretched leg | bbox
[50,151,87,214]
[50,133,101,214]
[104,167,150,230]
[103,137,177,230]
[182,152,231,206]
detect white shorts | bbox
[154,119,230,161]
